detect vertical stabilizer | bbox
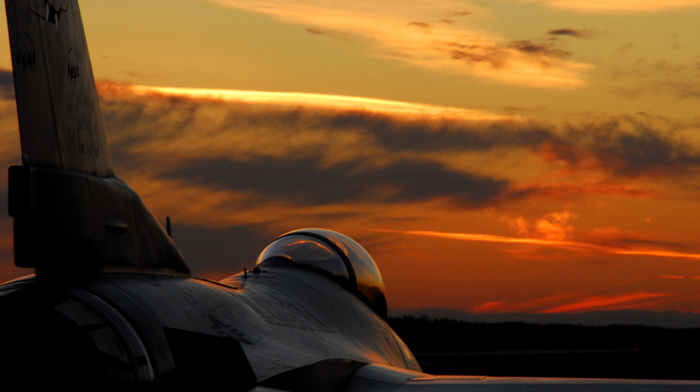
[6,0,112,176]
[4,0,190,277]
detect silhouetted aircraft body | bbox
[2,0,700,389]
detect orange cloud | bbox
[207,0,591,88]
[503,211,578,244]
[472,301,507,313]
[528,0,700,12]
[381,229,700,261]
[471,293,579,313]
[539,292,668,313]
[129,85,511,121]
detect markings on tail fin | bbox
[6,0,113,175]
[66,91,101,158]
[67,47,79,79]
[43,1,68,25]
[14,33,36,71]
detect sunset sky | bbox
[1,0,700,317]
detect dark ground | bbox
[387,315,700,380]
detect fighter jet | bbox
[1,0,699,389]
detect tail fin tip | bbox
[6,0,113,176]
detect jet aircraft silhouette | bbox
[1,0,699,389]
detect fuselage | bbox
[0,265,419,383]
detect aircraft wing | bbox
[250,360,700,391]
[342,364,700,391]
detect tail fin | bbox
[5,0,190,277]
[6,0,112,175]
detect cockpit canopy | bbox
[255,229,387,318]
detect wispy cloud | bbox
[124,85,700,182]
[206,0,591,88]
[162,156,512,207]
[546,116,700,178]
[470,288,668,314]
[612,61,700,102]
[507,211,577,241]
[528,0,700,12]
[547,28,588,37]
[131,85,509,121]
[381,229,700,261]
[471,293,577,313]
[540,293,668,313]
[97,83,700,211]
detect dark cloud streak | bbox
[548,28,589,38]
[562,118,700,177]
[508,40,571,58]
[97,85,700,204]
[440,38,572,71]
[161,156,510,207]
[304,27,357,42]
[407,21,431,29]
[342,114,555,153]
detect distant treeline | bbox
[387,315,700,379]
[388,314,700,353]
